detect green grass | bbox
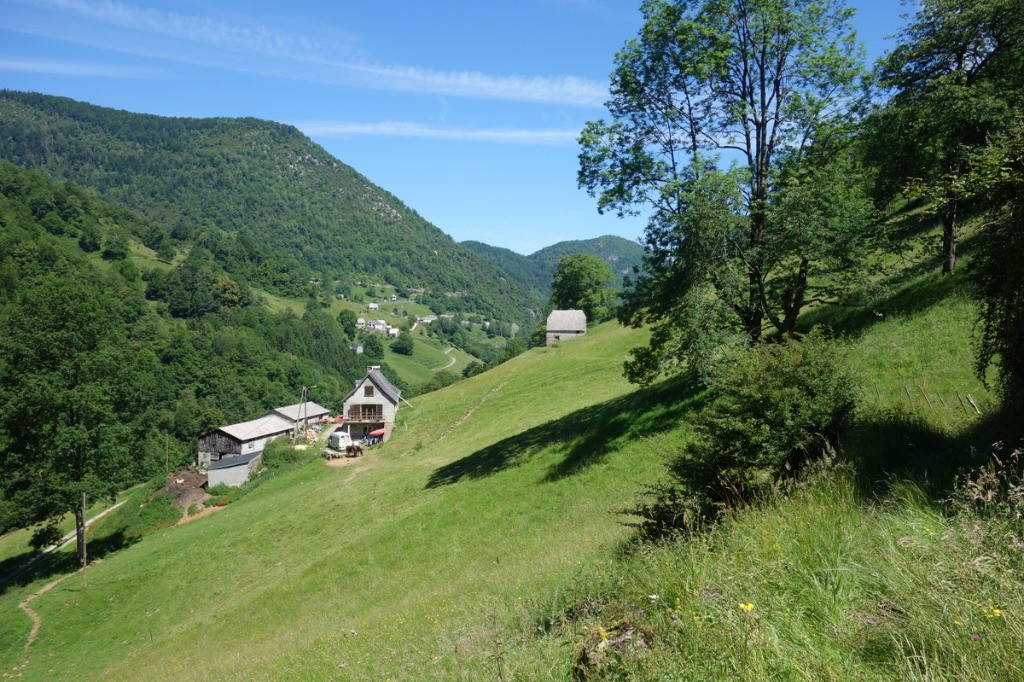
[517,466,1024,680]
[2,219,1018,680]
[381,330,476,386]
[0,322,697,681]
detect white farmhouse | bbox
[342,366,401,442]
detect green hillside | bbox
[0,90,538,325]
[0,322,685,680]
[1,243,1021,679]
[463,235,644,300]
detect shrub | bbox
[633,331,857,537]
[206,484,238,507]
[260,438,306,470]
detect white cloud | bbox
[298,121,579,146]
[0,58,151,77]
[351,64,606,107]
[18,0,606,107]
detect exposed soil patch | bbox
[176,505,224,525]
[155,467,210,512]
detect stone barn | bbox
[546,309,587,345]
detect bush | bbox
[260,438,306,470]
[633,331,857,537]
[206,484,238,507]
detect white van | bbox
[328,431,353,450]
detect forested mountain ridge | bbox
[0,90,538,324]
[462,234,644,300]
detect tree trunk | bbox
[75,504,87,569]
[941,199,958,275]
[780,258,809,334]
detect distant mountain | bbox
[463,235,645,300]
[0,90,538,325]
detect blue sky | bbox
[0,0,909,254]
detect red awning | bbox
[368,428,386,437]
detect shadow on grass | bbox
[0,529,138,597]
[797,232,982,340]
[426,372,706,488]
[845,401,1022,501]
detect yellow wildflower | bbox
[739,602,755,612]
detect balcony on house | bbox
[347,405,384,422]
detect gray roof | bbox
[546,309,587,332]
[209,452,262,471]
[218,414,294,442]
[344,368,401,405]
[268,401,331,423]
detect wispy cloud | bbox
[298,121,579,146]
[19,0,606,106]
[351,64,605,107]
[0,58,152,77]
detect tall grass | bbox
[512,464,1024,680]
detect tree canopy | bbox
[579,0,874,382]
[870,0,1023,275]
[0,276,146,561]
[549,253,617,323]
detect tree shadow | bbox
[426,372,706,489]
[797,232,982,340]
[844,401,1022,501]
[0,529,138,596]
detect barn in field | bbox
[196,400,333,486]
[545,309,587,345]
[196,413,294,469]
[207,452,264,488]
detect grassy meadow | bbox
[0,322,703,680]
[2,227,1021,680]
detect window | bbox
[364,385,374,397]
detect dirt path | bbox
[0,499,127,591]
[430,346,458,371]
[18,569,80,649]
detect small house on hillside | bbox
[546,309,587,345]
[342,366,401,442]
[197,413,294,469]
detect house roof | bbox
[546,309,587,332]
[209,451,263,470]
[268,401,331,422]
[218,414,294,442]
[344,368,402,405]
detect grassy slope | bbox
[496,265,1022,678]
[2,228,1016,680]
[0,322,709,681]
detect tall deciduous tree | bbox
[872,0,1022,275]
[579,0,873,383]
[0,276,143,566]
[549,253,617,322]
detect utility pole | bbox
[81,492,88,588]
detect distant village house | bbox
[546,309,587,345]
